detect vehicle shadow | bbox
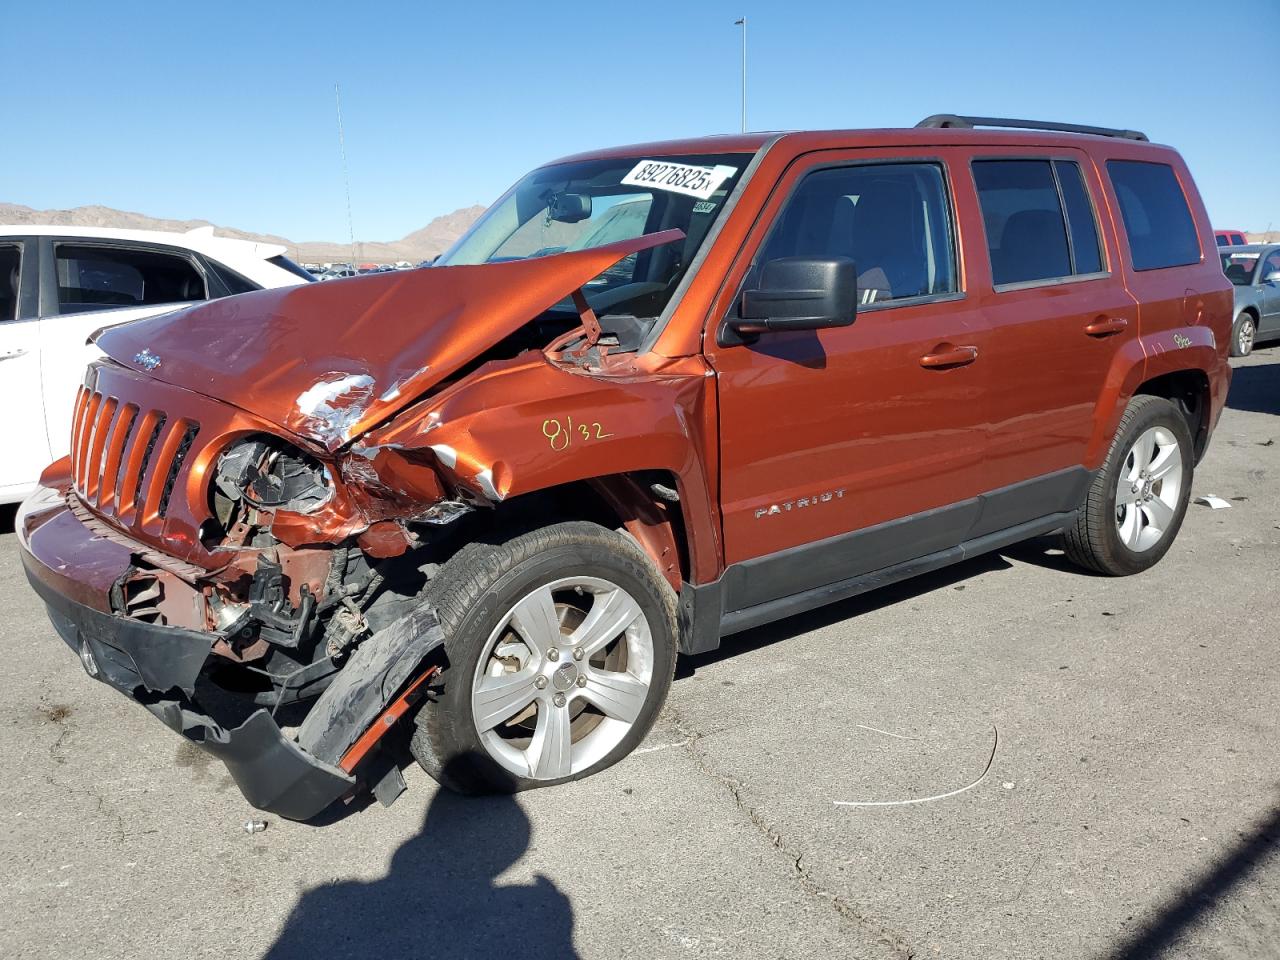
[263,757,580,960]
[1226,350,1280,416]
[0,503,15,534]
[1102,796,1280,959]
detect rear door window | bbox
[55,244,208,314]
[756,161,956,305]
[0,244,20,322]
[972,159,1105,286]
[1106,160,1200,271]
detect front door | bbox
[706,149,989,611]
[0,240,52,497]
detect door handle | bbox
[1084,316,1129,337]
[0,348,29,361]
[919,345,978,368]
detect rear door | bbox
[707,147,990,609]
[1102,156,1212,356]
[0,239,52,496]
[1259,249,1280,330]
[965,149,1139,524]
[37,238,211,460]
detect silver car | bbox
[1222,244,1280,356]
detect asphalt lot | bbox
[2,349,1278,960]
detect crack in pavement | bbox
[663,705,918,960]
[40,708,131,845]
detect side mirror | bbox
[548,193,591,223]
[1263,270,1280,284]
[732,257,858,336]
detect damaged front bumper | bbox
[18,487,442,822]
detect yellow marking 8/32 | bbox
[541,415,613,452]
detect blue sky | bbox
[2,0,1276,241]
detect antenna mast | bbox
[334,83,357,267]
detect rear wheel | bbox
[1231,312,1256,357]
[1063,395,1193,576]
[411,521,678,794]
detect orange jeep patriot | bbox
[18,115,1232,819]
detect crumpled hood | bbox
[94,230,683,451]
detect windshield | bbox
[437,153,752,321]
[1222,251,1260,285]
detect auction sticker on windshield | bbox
[622,160,738,200]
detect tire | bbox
[1063,395,1194,576]
[1230,312,1256,357]
[410,520,678,795]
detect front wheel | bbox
[1063,395,1194,576]
[1230,312,1256,357]
[411,521,678,794]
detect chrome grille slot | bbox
[129,415,167,522]
[157,423,200,519]
[83,397,119,501]
[97,404,139,514]
[73,391,102,495]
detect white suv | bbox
[0,226,311,504]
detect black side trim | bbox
[678,580,723,656]
[720,511,1075,637]
[678,466,1094,654]
[967,466,1090,541]
[723,497,981,612]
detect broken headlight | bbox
[211,436,332,530]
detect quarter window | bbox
[1106,160,1200,271]
[55,244,208,314]
[973,159,1104,286]
[756,162,956,305]
[0,244,20,322]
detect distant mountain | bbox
[0,202,487,265]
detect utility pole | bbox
[734,17,747,133]
[334,83,357,267]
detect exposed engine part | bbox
[414,499,473,525]
[208,591,252,634]
[211,436,332,533]
[325,600,370,659]
[246,550,316,648]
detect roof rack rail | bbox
[916,114,1149,142]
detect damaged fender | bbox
[364,349,724,584]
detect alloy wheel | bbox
[470,576,654,781]
[1114,425,1184,553]
[1237,315,1256,355]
